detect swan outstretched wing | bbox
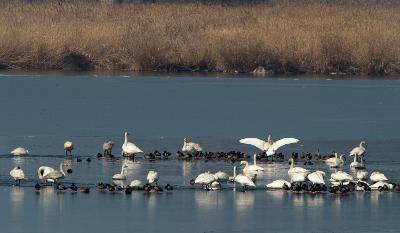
[239,138,267,151]
[272,138,299,150]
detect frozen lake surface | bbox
[0,73,399,233]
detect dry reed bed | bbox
[0,1,399,75]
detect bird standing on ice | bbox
[239,134,299,159]
[10,166,26,185]
[122,132,143,157]
[64,141,74,156]
[10,147,29,156]
[182,138,203,154]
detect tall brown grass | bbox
[0,1,399,75]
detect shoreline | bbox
[1,1,399,76]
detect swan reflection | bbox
[234,191,255,210]
[194,191,225,209]
[10,187,24,209]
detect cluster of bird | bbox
[7,132,400,195]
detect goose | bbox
[287,157,310,177]
[182,138,203,154]
[112,161,127,180]
[10,147,29,156]
[325,153,345,168]
[266,179,291,189]
[37,166,55,183]
[307,171,326,184]
[64,141,74,156]
[232,166,256,191]
[194,171,216,190]
[350,141,367,157]
[147,171,158,184]
[350,154,365,169]
[239,134,299,157]
[103,140,114,156]
[240,160,264,176]
[330,171,353,185]
[356,170,368,180]
[129,180,143,190]
[43,161,66,185]
[370,171,388,183]
[10,166,26,185]
[122,132,143,157]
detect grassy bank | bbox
[0,1,399,75]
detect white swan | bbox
[103,140,114,155]
[214,171,229,183]
[307,171,326,184]
[129,180,143,188]
[350,154,365,169]
[370,171,388,182]
[239,134,299,156]
[182,138,203,154]
[10,147,29,156]
[350,141,367,157]
[330,171,353,185]
[194,171,216,190]
[112,160,127,180]
[43,161,66,184]
[266,180,291,189]
[147,171,158,184]
[10,166,26,185]
[287,157,310,177]
[325,153,345,168]
[370,181,393,190]
[240,160,264,176]
[356,170,368,180]
[122,132,143,157]
[37,166,55,183]
[291,172,308,183]
[232,166,256,190]
[64,141,74,156]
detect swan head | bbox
[360,141,368,147]
[288,157,294,165]
[124,132,128,137]
[183,138,187,143]
[240,161,248,166]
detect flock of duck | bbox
[6,132,400,195]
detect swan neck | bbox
[233,166,236,178]
[60,162,65,176]
[124,134,128,145]
[253,154,257,165]
[121,161,125,175]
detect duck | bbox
[64,141,74,156]
[79,187,90,193]
[112,160,127,180]
[147,171,158,185]
[325,153,345,168]
[102,140,114,156]
[239,134,299,158]
[307,171,326,184]
[182,138,203,154]
[10,166,26,185]
[350,141,367,157]
[70,183,78,192]
[34,183,41,192]
[266,179,291,189]
[10,147,29,156]
[165,183,173,191]
[56,184,67,191]
[194,171,216,190]
[122,132,143,157]
[232,166,256,191]
[370,171,388,183]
